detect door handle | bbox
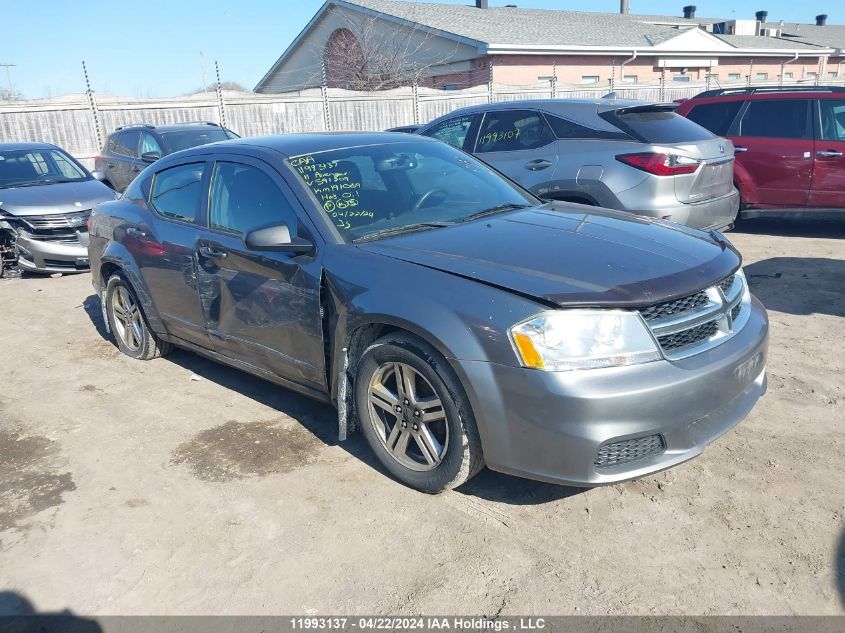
[816,150,843,158]
[525,159,552,170]
[106,163,115,168]
[126,227,146,238]
[198,245,227,258]
[733,146,748,152]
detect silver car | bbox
[0,142,117,275]
[418,99,740,231]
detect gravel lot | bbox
[0,216,843,616]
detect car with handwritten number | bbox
[87,133,768,492]
[417,99,740,231]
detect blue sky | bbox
[2,0,841,99]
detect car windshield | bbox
[0,148,89,189]
[289,140,537,242]
[159,128,234,153]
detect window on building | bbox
[622,75,638,84]
[784,72,794,79]
[738,99,811,139]
[727,73,742,81]
[805,71,818,80]
[581,76,600,84]
[755,72,769,80]
[827,71,839,79]
[673,74,691,82]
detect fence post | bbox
[551,60,557,99]
[82,61,102,151]
[780,59,785,87]
[609,58,615,94]
[412,79,420,125]
[321,60,332,132]
[747,59,753,86]
[659,67,666,102]
[215,61,227,128]
[488,61,493,103]
[817,56,824,85]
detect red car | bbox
[675,86,845,217]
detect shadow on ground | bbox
[734,215,844,239]
[81,295,583,504]
[744,257,845,318]
[0,591,101,632]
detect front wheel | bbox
[105,273,171,360]
[355,333,484,493]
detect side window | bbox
[149,162,205,223]
[475,110,554,153]
[685,101,744,136]
[209,162,297,236]
[116,130,140,157]
[421,115,475,149]
[819,99,845,142]
[139,132,163,157]
[738,99,811,139]
[546,114,629,140]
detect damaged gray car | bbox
[0,142,117,275]
[88,133,768,493]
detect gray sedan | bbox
[88,133,767,492]
[0,142,117,275]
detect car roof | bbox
[108,123,229,135]
[429,97,651,117]
[0,141,59,151]
[217,132,440,159]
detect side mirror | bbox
[91,169,107,183]
[244,223,312,254]
[140,152,161,164]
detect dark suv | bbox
[675,86,845,216]
[94,122,239,192]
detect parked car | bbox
[88,133,768,492]
[675,86,845,216]
[94,122,239,192]
[386,125,421,134]
[0,142,116,275]
[416,99,739,231]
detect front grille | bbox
[639,290,708,322]
[43,258,84,270]
[639,273,746,359]
[595,434,666,469]
[15,210,89,244]
[658,320,719,351]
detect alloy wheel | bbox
[111,285,143,352]
[367,362,449,471]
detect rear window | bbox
[685,101,744,136]
[602,108,715,143]
[160,129,231,153]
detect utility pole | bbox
[199,51,207,92]
[0,63,16,95]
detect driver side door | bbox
[194,156,326,391]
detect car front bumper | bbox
[456,295,768,486]
[16,231,90,274]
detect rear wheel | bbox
[105,273,171,360]
[355,333,484,493]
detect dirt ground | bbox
[0,216,843,616]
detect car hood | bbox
[356,204,741,308]
[0,179,117,216]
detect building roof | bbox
[340,0,844,51]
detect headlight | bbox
[509,310,662,371]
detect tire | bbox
[355,332,484,493]
[104,272,171,360]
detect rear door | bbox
[470,109,558,192]
[194,156,325,390]
[810,98,845,208]
[731,97,814,207]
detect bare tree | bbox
[318,10,467,90]
[0,87,21,101]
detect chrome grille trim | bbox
[19,210,91,231]
[639,271,749,360]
